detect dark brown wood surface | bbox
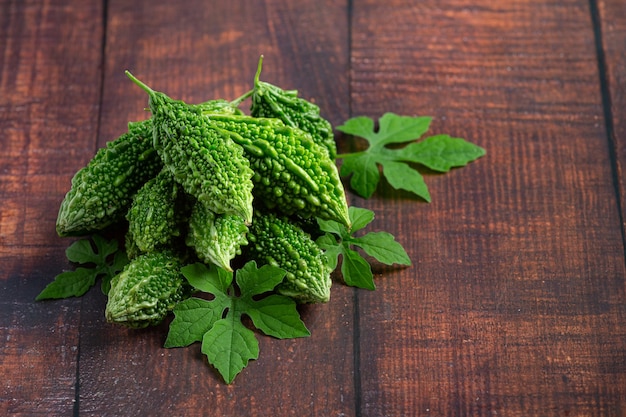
[1,0,624,416]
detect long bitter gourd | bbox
[56,120,162,237]
[205,113,351,228]
[126,71,254,224]
[250,56,337,159]
[245,211,331,304]
[125,169,189,257]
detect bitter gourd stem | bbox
[254,55,264,87]
[125,70,155,97]
[230,89,254,107]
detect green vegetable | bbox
[336,113,486,200]
[56,120,162,236]
[245,210,331,303]
[197,98,245,116]
[125,169,189,257]
[126,71,254,224]
[36,235,128,300]
[165,261,310,384]
[185,200,249,271]
[42,61,486,385]
[316,206,411,290]
[249,56,336,159]
[105,250,189,328]
[205,113,351,228]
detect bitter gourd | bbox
[125,169,189,257]
[126,71,254,224]
[250,56,337,159]
[105,250,189,328]
[56,120,162,237]
[185,200,249,271]
[204,113,351,228]
[244,210,331,304]
[198,98,244,116]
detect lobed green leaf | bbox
[165,298,226,348]
[340,153,380,199]
[201,316,259,384]
[236,262,286,298]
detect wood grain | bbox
[1,0,625,416]
[0,0,104,415]
[74,1,355,416]
[598,0,626,238]
[350,0,626,416]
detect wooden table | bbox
[2,1,625,416]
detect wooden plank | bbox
[0,0,104,415]
[598,0,626,239]
[349,0,626,416]
[75,1,354,415]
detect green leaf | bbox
[336,115,376,138]
[340,152,380,199]
[102,249,129,295]
[37,235,128,300]
[65,239,100,264]
[164,298,225,348]
[374,113,432,146]
[36,268,96,300]
[236,262,286,297]
[395,135,487,172]
[316,217,345,236]
[316,234,342,271]
[351,231,412,266]
[347,206,375,233]
[182,262,233,294]
[166,261,309,383]
[242,295,310,339]
[202,316,259,384]
[336,113,484,199]
[341,247,375,290]
[381,160,431,202]
[315,206,411,290]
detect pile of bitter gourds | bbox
[55,56,351,328]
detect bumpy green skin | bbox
[206,114,351,228]
[186,201,249,271]
[132,76,254,224]
[251,80,336,159]
[105,250,189,328]
[125,169,188,256]
[198,99,245,116]
[245,211,331,304]
[56,120,162,237]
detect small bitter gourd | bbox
[185,200,249,271]
[105,250,189,328]
[244,210,331,304]
[125,168,189,257]
[205,113,351,228]
[56,120,162,237]
[250,56,337,159]
[126,71,254,224]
